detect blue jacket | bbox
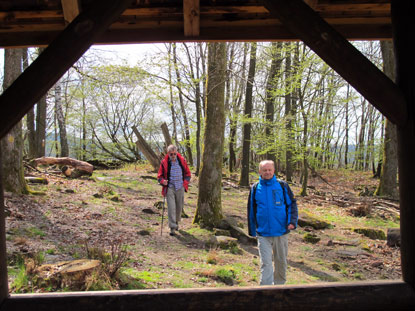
[247,176,298,237]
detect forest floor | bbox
[5,163,401,293]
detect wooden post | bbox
[0,149,8,304]
[183,0,200,37]
[391,0,415,288]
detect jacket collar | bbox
[259,175,277,186]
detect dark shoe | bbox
[169,229,176,236]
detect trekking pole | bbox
[160,195,166,236]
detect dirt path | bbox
[5,166,401,292]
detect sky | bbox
[0,43,163,75]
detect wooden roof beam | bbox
[61,0,81,24]
[262,0,407,126]
[183,0,200,37]
[0,0,132,139]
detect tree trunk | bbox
[194,42,227,228]
[173,44,193,166]
[161,122,173,148]
[167,45,179,145]
[35,47,47,158]
[1,49,28,194]
[33,157,93,177]
[132,126,161,171]
[285,43,294,181]
[265,42,283,164]
[23,48,36,159]
[345,84,350,168]
[375,40,398,199]
[239,43,257,186]
[55,81,69,157]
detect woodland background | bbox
[1,41,400,292]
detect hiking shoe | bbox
[169,229,176,236]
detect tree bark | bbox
[1,49,28,194]
[55,81,69,157]
[23,48,37,159]
[35,47,47,158]
[194,42,227,228]
[265,42,283,164]
[239,43,257,186]
[33,157,93,176]
[375,40,398,199]
[285,42,294,182]
[132,126,160,171]
[161,122,173,148]
[173,44,193,166]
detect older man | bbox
[247,160,298,285]
[158,145,191,236]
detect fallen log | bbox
[32,157,93,177]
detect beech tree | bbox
[194,42,227,227]
[239,42,257,186]
[375,40,398,199]
[1,49,28,194]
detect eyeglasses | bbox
[169,153,177,156]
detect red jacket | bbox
[157,153,191,197]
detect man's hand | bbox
[161,180,168,186]
[287,224,295,230]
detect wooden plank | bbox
[61,0,81,24]
[0,0,133,139]
[0,22,392,48]
[262,0,406,126]
[392,0,415,289]
[183,0,200,37]
[1,281,414,311]
[304,0,319,10]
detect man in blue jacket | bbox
[247,160,298,285]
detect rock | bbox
[214,229,231,237]
[298,212,331,230]
[303,233,320,244]
[371,261,383,268]
[336,249,368,258]
[386,228,400,247]
[208,236,238,249]
[216,217,256,245]
[353,228,386,240]
[138,230,151,236]
[93,193,104,198]
[142,208,156,214]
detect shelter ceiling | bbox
[0,0,391,48]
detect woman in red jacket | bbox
[157,145,191,236]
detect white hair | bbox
[259,160,275,170]
[167,144,177,153]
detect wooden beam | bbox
[262,0,407,126]
[61,0,81,24]
[392,0,415,289]
[183,0,200,36]
[0,151,7,305]
[304,0,318,10]
[1,281,414,311]
[0,0,132,139]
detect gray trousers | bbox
[166,187,184,230]
[257,235,288,285]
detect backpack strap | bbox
[278,180,289,224]
[247,182,259,236]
